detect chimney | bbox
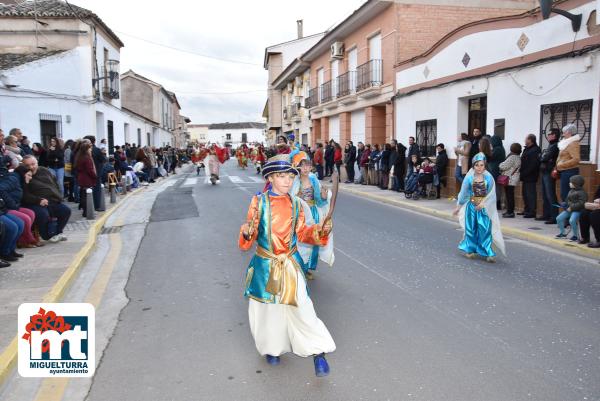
[297,20,303,39]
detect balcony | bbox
[306,88,319,109]
[102,59,120,99]
[320,80,333,103]
[356,59,382,92]
[337,70,356,98]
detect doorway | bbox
[107,120,114,154]
[40,120,58,148]
[468,96,487,137]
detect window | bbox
[493,119,505,140]
[540,99,592,161]
[137,128,141,146]
[415,119,437,158]
[241,133,247,143]
[226,133,231,140]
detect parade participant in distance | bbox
[207,144,226,185]
[254,144,267,174]
[276,135,291,154]
[239,154,335,377]
[453,152,505,263]
[236,145,248,169]
[290,151,334,279]
[191,147,207,176]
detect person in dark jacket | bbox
[434,144,449,199]
[83,135,106,210]
[46,137,65,198]
[407,137,420,169]
[519,134,541,218]
[75,141,98,217]
[468,128,482,169]
[324,141,334,177]
[355,142,364,184]
[392,140,407,192]
[359,144,371,185]
[556,175,587,241]
[32,143,48,167]
[21,155,71,242]
[538,128,560,224]
[388,141,399,190]
[579,185,600,247]
[379,144,391,190]
[489,134,506,209]
[343,141,356,184]
[0,162,37,247]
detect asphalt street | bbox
[86,161,600,401]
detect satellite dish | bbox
[539,0,552,19]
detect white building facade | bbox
[207,122,266,148]
[394,0,600,194]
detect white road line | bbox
[249,176,264,183]
[228,176,245,183]
[163,181,177,188]
[204,177,211,184]
[183,178,198,186]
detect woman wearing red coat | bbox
[75,141,97,216]
[333,142,342,182]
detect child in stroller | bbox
[416,158,437,199]
[404,155,420,199]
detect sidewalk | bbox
[0,165,192,387]
[338,182,600,260]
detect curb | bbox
[340,186,600,260]
[0,187,141,389]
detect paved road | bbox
[86,161,600,401]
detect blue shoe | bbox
[555,233,567,239]
[569,236,579,242]
[313,353,330,377]
[265,355,280,366]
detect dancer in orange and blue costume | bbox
[239,154,335,377]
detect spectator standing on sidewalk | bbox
[83,136,106,211]
[368,144,381,185]
[538,128,560,224]
[407,137,420,169]
[21,155,71,243]
[556,124,581,203]
[392,140,407,192]
[468,128,482,169]
[324,141,334,177]
[379,143,391,190]
[359,144,371,185]
[355,142,364,184]
[75,141,97,218]
[313,143,324,180]
[519,134,541,218]
[63,140,75,202]
[333,143,342,182]
[454,133,471,185]
[343,141,356,184]
[499,143,522,218]
[46,137,65,198]
[435,144,449,199]
[20,136,33,156]
[490,134,506,209]
[32,143,48,167]
[579,185,600,247]
[388,141,399,190]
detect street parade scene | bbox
[1,0,600,401]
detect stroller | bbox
[404,172,419,199]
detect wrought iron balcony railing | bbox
[356,59,382,92]
[306,88,319,108]
[337,70,356,98]
[320,80,333,103]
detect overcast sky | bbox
[72,0,367,124]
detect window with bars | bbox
[416,119,437,158]
[539,99,592,161]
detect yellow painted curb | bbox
[0,188,140,389]
[341,186,600,260]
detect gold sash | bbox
[257,246,300,307]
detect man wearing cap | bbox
[239,154,335,377]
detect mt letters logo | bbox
[18,303,95,377]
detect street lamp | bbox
[539,0,582,32]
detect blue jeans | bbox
[557,210,581,237]
[0,214,24,255]
[26,203,71,240]
[49,167,65,198]
[559,168,579,202]
[455,165,465,184]
[541,172,558,221]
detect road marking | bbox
[183,178,198,186]
[249,176,264,183]
[228,176,244,183]
[163,181,176,188]
[33,228,124,401]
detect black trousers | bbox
[522,181,537,215]
[579,209,600,242]
[325,161,334,177]
[505,186,515,214]
[346,163,355,182]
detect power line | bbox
[114,30,263,66]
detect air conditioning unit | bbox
[331,42,344,59]
[287,82,293,92]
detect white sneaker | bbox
[58,234,68,241]
[48,236,61,243]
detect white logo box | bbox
[18,303,95,378]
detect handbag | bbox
[497,167,519,187]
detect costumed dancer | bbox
[290,151,335,279]
[207,144,226,185]
[254,145,266,174]
[239,154,335,377]
[191,147,207,176]
[453,152,505,262]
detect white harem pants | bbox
[248,272,336,357]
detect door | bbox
[107,120,114,154]
[317,68,324,102]
[348,48,357,92]
[137,128,142,147]
[328,116,340,144]
[468,97,487,138]
[368,34,382,84]
[331,60,339,98]
[351,110,365,145]
[40,120,57,148]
